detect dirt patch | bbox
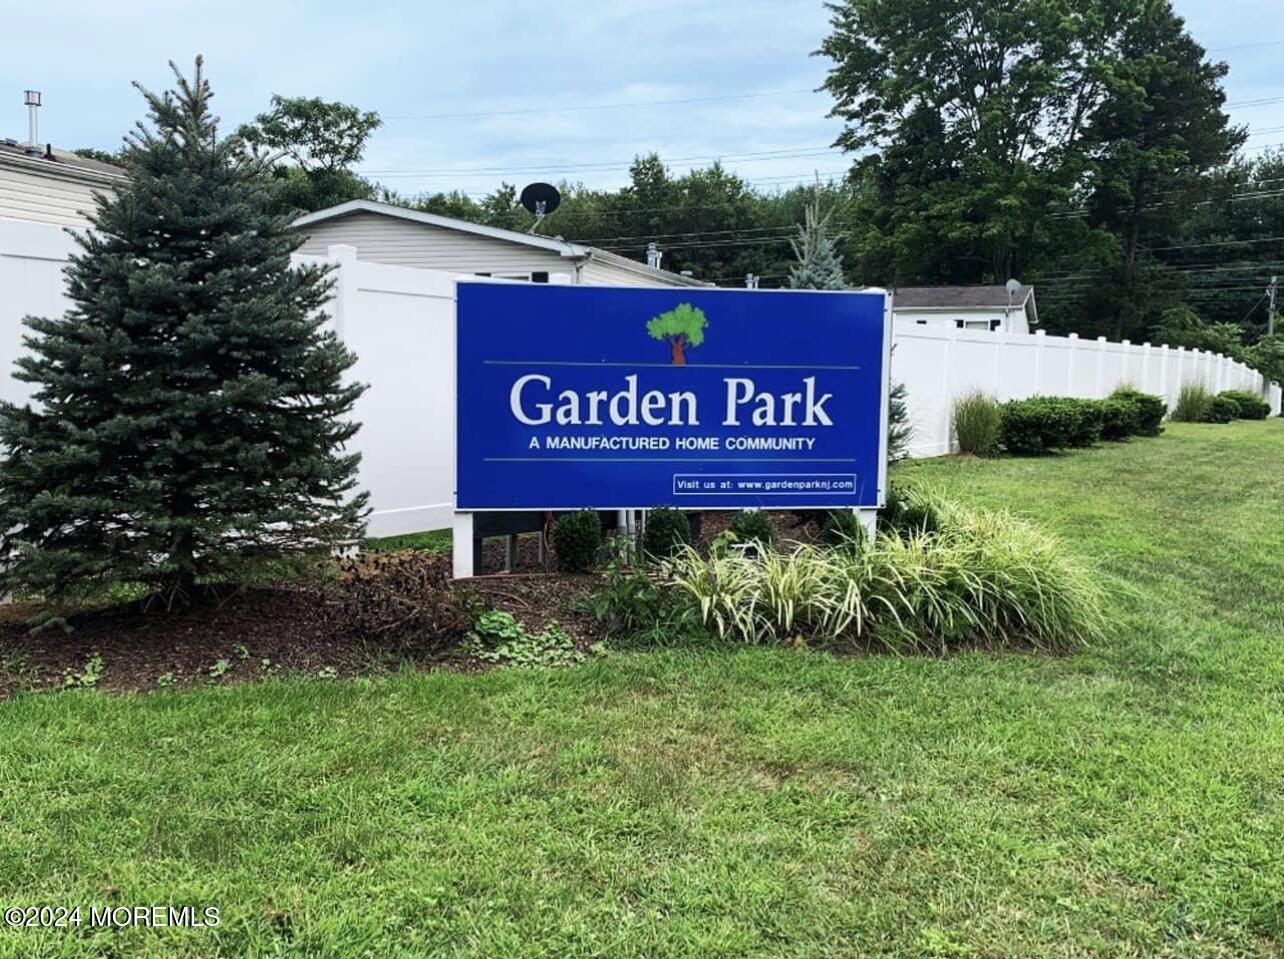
[0,510,828,698]
[0,551,603,698]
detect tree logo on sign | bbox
[645,303,708,365]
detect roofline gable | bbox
[291,199,590,258]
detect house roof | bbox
[0,140,127,181]
[293,199,591,258]
[292,199,710,287]
[893,284,1035,310]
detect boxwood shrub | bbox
[552,509,602,573]
[1095,397,1135,442]
[729,509,774,548]
[1218,389,1271,420]
[642,507,692,559]
[1205,394,1240,424]
[999,397,1103,455]
[1110,387,1166,436]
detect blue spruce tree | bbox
[0,58,368,606]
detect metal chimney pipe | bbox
[23,90,41,151]
[646,242,662,270]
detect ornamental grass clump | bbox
[952,391,1002,456]
[665,495,1104,653]
[1172,382,1215,422]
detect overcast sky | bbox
[2,0,1281,204]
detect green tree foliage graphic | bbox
[646,304,708,365]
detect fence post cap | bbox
[1035,329,1046,337]
[1068,332,1080,340]
[326,243,358,261]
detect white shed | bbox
[893,285,1038,334]
[292,199,710,288]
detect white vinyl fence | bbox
[893,321,1282,458]
[2,222,1280,537]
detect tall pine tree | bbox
[0,58,367,605]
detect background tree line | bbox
[81,0,1283,381]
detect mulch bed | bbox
[0,511,827,698]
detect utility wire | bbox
[383,88,819,121]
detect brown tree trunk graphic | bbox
[669,335,687,365]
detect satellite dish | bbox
[520,182,562,222]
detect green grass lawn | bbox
[3,422,1284,957]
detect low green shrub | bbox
[1218,389,1271,420]
[999,397,1102,455]
[1205,394,1240,424]
[1172,383,1214,422]
[952,391,1002,456]
[641,507,692,560]
[1110,387,1166,436]
[1095,398,1135,442]
[552,509,602,573]
[819,510,867,550]
[665,496,1104,653]
[728,510,774,548]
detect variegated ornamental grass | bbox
[667,494,1105,652]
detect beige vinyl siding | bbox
[294,211,574,277]
[579,257,670,287]
[0,164,120,227]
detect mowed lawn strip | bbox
[1,421,1283,958]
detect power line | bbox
[1144,235,1284,253]
[361,146,839,178]
[1226,95,1284,109]
[383,88,819,121]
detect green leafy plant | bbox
[579,536,700,645]
[468,610,588,668]
[728,510,774,550]
[62,651,104,689]
[641,507,692,560]
[208,659,232,681]
[666,496,1104,653]
[552,510,603,573]
[952,391,1002,456]
[1172,382,1215,422]
[1218,389,1270,420]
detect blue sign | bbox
[455,282,890,510]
